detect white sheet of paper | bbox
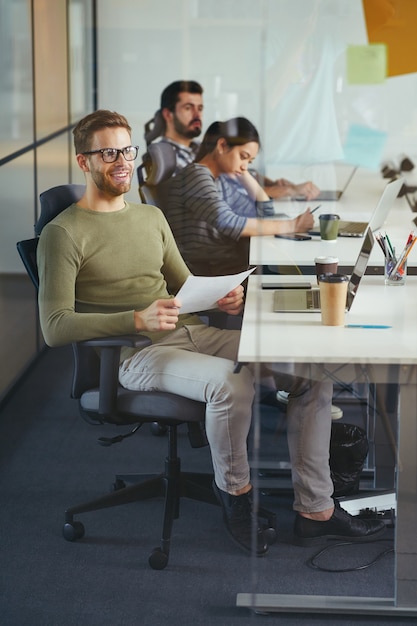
[176,268,255,314]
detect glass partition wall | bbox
[95,0,417,613]
[3,0,417,403]
[0,0,94,402]
[2,0,417,616]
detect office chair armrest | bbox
[72,335,152,416]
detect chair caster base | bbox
[149,547,169,570]
[263,526,277,544]
[150,422,168,436]
[259,507,277,544]
[63,521,85,541]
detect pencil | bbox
[389,236,416,277]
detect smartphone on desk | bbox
[274,233,312,241]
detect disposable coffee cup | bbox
[314,256,339,284]
[318,273,349,326]
[319,214,340,241]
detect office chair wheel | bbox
[150,422,168,436]
[63,521,85,542]
[148,547,169,570]
[259,508,277,544]
[263,526,277,544]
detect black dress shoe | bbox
[293,500,386,546]
[213,482,268,556]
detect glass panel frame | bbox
[0,0,34,160]
[33,0,69,138]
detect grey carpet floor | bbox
[0,346,413,626]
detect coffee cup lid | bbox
[314,256,339,264]
[319,214,340,220]
[318,273,348,283]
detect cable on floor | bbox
[306,539,394,573]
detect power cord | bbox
[306,539,394,573]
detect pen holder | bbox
[385,257,407,286]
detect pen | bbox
[390,236,416,276]
[385,232,395,258]
[310,205,321,214]
[346,324,391,329]
[375,233,389,258]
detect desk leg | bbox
[395,372,417,607]
[373,382,397,490]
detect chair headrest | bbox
[144,110,165,146]
[36,184,86,236]
[138,142,177,188]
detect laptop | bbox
[294,167,357,201]
[309,177,404,238]
[273,227,374,312]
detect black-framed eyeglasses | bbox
[82,145,139,163]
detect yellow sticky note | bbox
[346,44,387,84]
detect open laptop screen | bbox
[346,227,374,309]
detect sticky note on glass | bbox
[363,0,417,77]
[346,44,387,84]
[343,124,388,170]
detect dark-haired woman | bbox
[163,117,314,276]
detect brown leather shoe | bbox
[293,500,386,546]
[213,482,268,556]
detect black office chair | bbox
[144,109,165,147]
[17,184,86,289]
[16,184,275,569]
[137,141,177,206]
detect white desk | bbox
[250,173,417,271]
[237,274,417,617]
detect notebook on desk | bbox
[273,227,374,312]
[294,167,357,201]
[309,177,404,238]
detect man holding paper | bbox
[38,110,385,558]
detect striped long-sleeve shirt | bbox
[163,163,273,274]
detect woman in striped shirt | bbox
[163,117,314,276]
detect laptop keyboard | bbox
[338,220,367,234]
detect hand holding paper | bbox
[217,283,245,316]
[175,268,255,314]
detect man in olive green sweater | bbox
[37,110,385,558]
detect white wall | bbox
[96,0,417,199]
